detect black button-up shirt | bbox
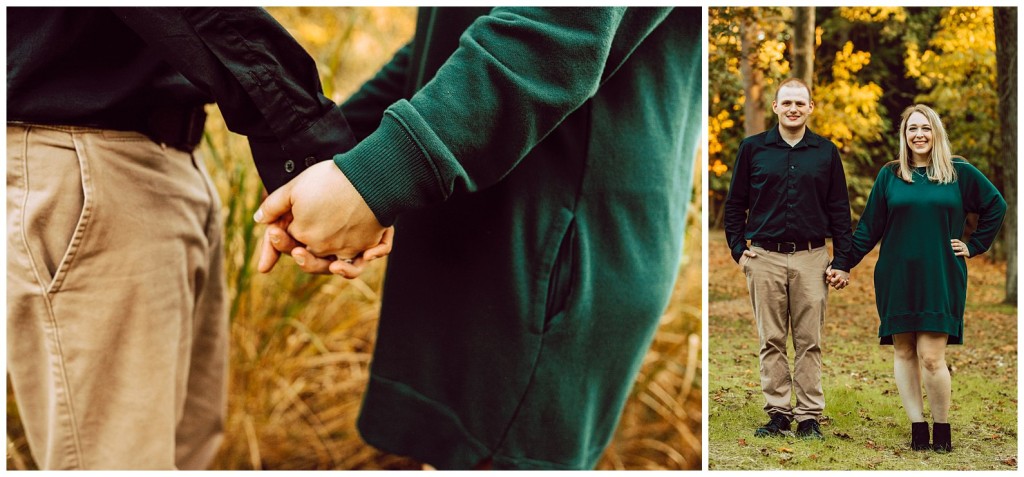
[723,125,853,270]
[7,7,355,192]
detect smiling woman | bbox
[841,104,1006,453]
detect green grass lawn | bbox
[708,233,1018,470]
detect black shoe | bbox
[910,422,930,450]
[754,414,791,437]
[795,419,824,439]
[933,422,952,453]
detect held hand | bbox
[826,267,850,290]
[739,249,757,265]
[951,239,971,257]
[254,160,388,274]
[258,220,394,277]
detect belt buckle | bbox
[779,242,797,253]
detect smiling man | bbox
[723,77,853,440]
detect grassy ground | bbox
[707,233,1017,470]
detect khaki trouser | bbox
[6,124,227,469]
[741,244,829,422]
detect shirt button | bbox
[284,160,295,173]
[790,165,795,170]
[305,156,316,167]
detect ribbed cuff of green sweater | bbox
[333,104,446,227]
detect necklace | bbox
[912,167,929,181]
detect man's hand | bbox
[739,249,757,264]
[825,265,850,290]
[254,160,390,276]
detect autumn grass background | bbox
[707,233,1017,470]
[5,8,701,470]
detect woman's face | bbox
[905,111,933,162]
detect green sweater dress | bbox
[845,160,1006,345]
[332,7,701,470]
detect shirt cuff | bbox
[731,244,747,263]
[334,102,448,227]
[249,105,356,193]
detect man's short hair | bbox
[774,78,812,102]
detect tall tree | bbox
[994,7,1016,304]
[741,14,767,136]
[792,7,816,89]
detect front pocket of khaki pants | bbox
[20,131,92,293]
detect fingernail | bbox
[269,233,280,244]
[295,255,305,266]
[253,209,264,223]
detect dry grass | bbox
[5,8,701,470]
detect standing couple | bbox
[725,78,1006,451]
[7,6,700,470]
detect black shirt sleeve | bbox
[113,7,356,192]
[825,145,854,271]
[723,139,751,263]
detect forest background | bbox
[6,7,702,470]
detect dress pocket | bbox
[542,217,577,333]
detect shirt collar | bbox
[765,124,826,149]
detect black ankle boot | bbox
[932,422,952,452]
[910,422,930,450]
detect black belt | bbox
[751,239,825,253]
[143,104,207,153]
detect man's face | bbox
[772,85,813,130]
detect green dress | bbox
[846,160,1006,344]
[334,7,701,469]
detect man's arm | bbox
[113,7,356,192]
[723,140,751,263]
[824,145,854,272]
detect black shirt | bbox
[723,125,854,270]
[7,7,355,192]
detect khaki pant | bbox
[741,245,829,422]
[6,124,227,469]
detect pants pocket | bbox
[16,128,92,293]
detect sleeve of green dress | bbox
[340,42,413,142]
[333,7,675,226]
[957,160,1007,257]
[847,164,892,270]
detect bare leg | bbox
[916,332,951,423]
[892,333,925,422]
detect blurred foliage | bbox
[708,7,1004,226]
[7,7,701,471]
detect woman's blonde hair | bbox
[897,104,957,184]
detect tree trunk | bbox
[792,7,816,91]
[741,13,766,136]
[994,7,1016,304]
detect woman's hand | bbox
[951,239,971,258]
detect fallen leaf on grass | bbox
[1003,457,1017,466]
[778,447,793,453]
[809,454,818,461]
[760,447,770,457]
[833,432,852,440]
[865,440,877,449]
[738,438,747,447]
